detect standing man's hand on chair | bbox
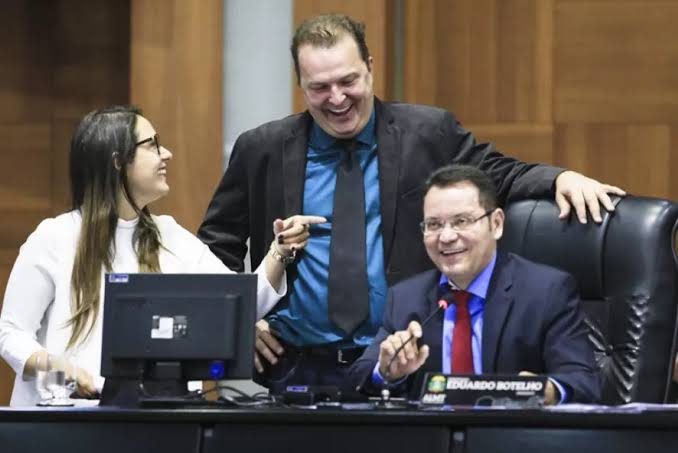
[554,170,626,224]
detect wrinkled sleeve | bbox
[441,111,565,205]
[0,221,57,378]
[197,133,252,272]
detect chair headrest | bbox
[499,196,678,299]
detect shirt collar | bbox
[438,251,497,300]
[309,108,376,150]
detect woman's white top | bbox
[0,211,285,406]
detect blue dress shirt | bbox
[269,110,388,347]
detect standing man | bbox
[344,165,600,404]
[198,14,622,393]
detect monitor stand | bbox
[100,377,189,407]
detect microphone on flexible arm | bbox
[380,293,452,404]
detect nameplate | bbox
[419,373,546,408]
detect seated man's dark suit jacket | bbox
[344,252,601,404]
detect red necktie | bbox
[451,290,474,374]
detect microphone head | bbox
[438,291,455,310]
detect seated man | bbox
[345,165,601,404]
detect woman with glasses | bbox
[0,106,323,406]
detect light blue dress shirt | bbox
[440,253,496,375]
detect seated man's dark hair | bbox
[425,165,498,211]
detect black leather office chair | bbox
[499,196,678,404]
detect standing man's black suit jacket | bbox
[344,252,602,404]
[198,99,563,303]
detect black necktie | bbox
[327,139,369,335]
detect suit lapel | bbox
[420,274,445,374]
[481,253,515,373]
[375,100,402,265]
[282,114,311,216]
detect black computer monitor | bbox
[100,273,256,401]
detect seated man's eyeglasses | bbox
[420,209,496,235]
[135,134,161,155]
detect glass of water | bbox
[36,354,75,407]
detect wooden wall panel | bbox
[130,0,224,233]
[402,0,678,201]
[468,124,555,165]
[51,119,76,212]
[402,0,437,107]
[293,0,395,112]
[534,0,554,123]
[402,0,555,174]
[52,0,131,213]
[404,0,554,124]
[53,0,131,123]
[0,124,52,210]
[0,2,54,124]
[0,124,52,248]
[555,124,674,199]
[555,2,678,122]
[553,0,678,200]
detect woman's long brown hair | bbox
[67,106,162,349]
